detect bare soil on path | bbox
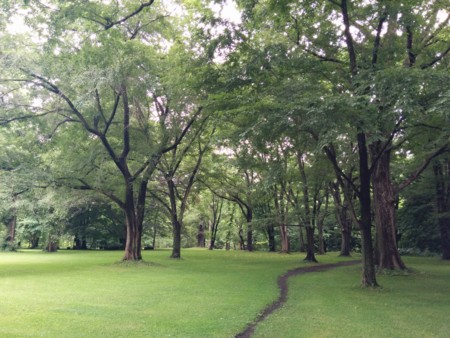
[235,259,360,338]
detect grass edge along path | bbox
[235,260,361,338]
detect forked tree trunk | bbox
[122,181,145,261]
[279,224,289,253]
[372,148,406,270]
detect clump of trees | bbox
[0,0,449,287]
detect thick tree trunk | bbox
[433,161,450,260]
[357,132,378,287]
[171,220,182,258]
[372,148,406,270]
[279,224,289,253]
[121,174,147,261]
[304,226,317,262]
[8,213,16,244]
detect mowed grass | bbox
[0,248,310,338]
[1,250,449,338]
[253,256,450,338]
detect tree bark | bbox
[197,223,205,248]
[267,225,276,252]
[246,210,253,252]
[298,152,317,262]
[304,225,317,262]
[371,145,406,270]
[330,182,352,256]
[433,160,450,260]
[7,213,16,244]
[357,132,378,287]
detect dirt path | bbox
[235,260,360,338]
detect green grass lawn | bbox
[252,256,450,338]
[0,250,449,337]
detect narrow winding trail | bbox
[235,260,360,338]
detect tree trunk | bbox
[317,218,325,255]
[357,132,378,287]
[298,225,305,252]
[279,224,289,253]
[121,176,145,261]
[197,223,205,248]
[372,147,406,270]
[171,220,182,258]
[330,182,352,256]
[7,213,17,244]
[246,210,253,252]
[267,225,276,252]
[238,227,246,250]
[304,226,317,262]
[298,152,317,262]
[433,160,450,260]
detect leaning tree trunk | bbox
[372,148,406,270]
[433,161,450,260]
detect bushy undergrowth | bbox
[0,240,18,252]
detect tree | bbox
[433,157,450,259]
[0,0,208,260]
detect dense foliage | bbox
[0,0,449,285]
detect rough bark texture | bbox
[357,132,378,287]
[303,226,317,262]
[371,147,406,270]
